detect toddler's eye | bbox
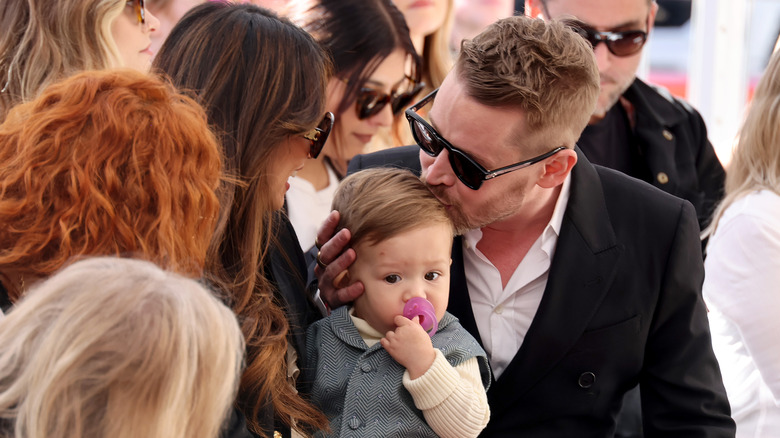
[384,274,401,284]
[425,272,440,281]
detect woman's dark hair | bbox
[153,2,330,434]
[289,0,422,115]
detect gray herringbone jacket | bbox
[302,305,490,437]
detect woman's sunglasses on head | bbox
[126,0,146,24]
[356,80,425,120]
[562,19,648,57]
[302,112,335,159]
[405,89,566,190]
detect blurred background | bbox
[642,0,780,165]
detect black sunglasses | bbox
[405,89,566,190]
[563,20,647,57]
[126,0,146,24]
[302,112,334,159]
[356,80,425,120]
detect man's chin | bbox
[589,111,607,125]
[589,96,619,124]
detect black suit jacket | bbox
[348,146,734,437]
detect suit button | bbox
[360,363,372,373]
[578,372,596,388]
[348,416,361,430]
[657,172,669,184]
[662,129,674,141]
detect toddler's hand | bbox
[381,315,436,379]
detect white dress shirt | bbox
[704,189,780,437]
[463,175,571,378]
[286,163,340,252]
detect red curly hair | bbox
[0,69,222,301]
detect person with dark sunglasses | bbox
[313,15,735,438]
[0,0,160,121]
[526,0,725,235]
[153,3,333,437]
[284,0,424,257]
[527,2,727,436]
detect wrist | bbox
[406,349,436,380]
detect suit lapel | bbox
[458,151,624,412]
[447,236,483,346]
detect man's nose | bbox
[422,148,457,187]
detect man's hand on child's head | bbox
[315,210,364,309]
[381,315,436,379]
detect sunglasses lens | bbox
[409,117,483,189]
[448,149,482,189]
[357,89,388,119]
[609,31,646,56]
[564,21,646,58]
[391,92,414,115]
[391,83,424,114]
[304,113,333,159]
[410,119,440,156]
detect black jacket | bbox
[224,213,322,438]
[349,146,735,437]
[619,78,726,229]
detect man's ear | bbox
[537,148,577,188]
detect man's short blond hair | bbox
[456,15,599,146]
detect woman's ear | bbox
[537,148,577,188]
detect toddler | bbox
[303,167,491,437]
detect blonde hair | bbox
[332,167,453,247]
[421,0,454,94]
[392,0,454,147]
[0,257,244,438]
[0,0,127,120]
[704,50,780,236]
[457,15,599,148]
[153,4,331,433]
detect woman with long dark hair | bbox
[154,3,332,436]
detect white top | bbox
[286,164,340,252]
[463,175,571,379]
[703,189,780,438]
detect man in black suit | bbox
[527,2,726,435]
[313,15,734,437]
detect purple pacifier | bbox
[402,297,438,337]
